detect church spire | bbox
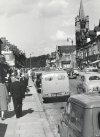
[79,0,85,20]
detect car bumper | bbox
[43,94,70,103]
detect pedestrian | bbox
[10,76,25,118]
[20,73,27,97]
[10,72,16,83]
[24,69,29,88]
[0,79,9,120]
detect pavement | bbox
[0,78,54,137]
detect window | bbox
[45,76,53,81]
[92,69,98,72]
[89,76,100,80]
[57,75,65,80]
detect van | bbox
[58,93,100,137]
[41,70,70,102]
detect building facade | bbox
[56,45,76,69]
[1,37,26,68]
[75,0,100,69]
[75,0,89,50]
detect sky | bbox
[0,0,100,57]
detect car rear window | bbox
[57,75,65,80]
[45,76,53,81]
[89,76,100,80]
[92,69,98,72]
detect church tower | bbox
[75,0,89,49]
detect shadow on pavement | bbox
[22,108,34,116]
[0,123,7,137]
[5,110,15,118]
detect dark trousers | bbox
[12,98,22,118]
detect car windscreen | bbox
[85,68,98,72]
[92,69,98,72]
[89,76,100,80]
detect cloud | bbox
[51,30,75,46]
[38,0,69,18]
[21,0,40,5]
[62,19,75,27]
[0,0,69,18]
[0,0,37,17]
[52,30,67,40]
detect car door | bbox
[67,102,84,137]
[60,102,71,137]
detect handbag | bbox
[8,95,11,103]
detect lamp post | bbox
[30,53,31,69]
[29,52,34,69]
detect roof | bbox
[42,70,66,75]
[89,30,96,36]
[81,72,100,76]
[57,45,76,54]
[69,93,100,108]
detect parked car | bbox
[66,68,77,79]
[77,73,100,94]
[41,70,70,102]
[73,68,79,76]
[83,67,98,73]
[58,93,100,137]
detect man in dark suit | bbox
[10,76,25,118]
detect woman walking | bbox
[0,80,9,120]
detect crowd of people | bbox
[0,67,29,120]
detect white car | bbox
[73,68,79,76]
[41,70,70,102]
[83,67,98,73]
[77,73,100,93]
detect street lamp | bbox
[30,53,31,69]
[30,52,34,69]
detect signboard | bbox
[1,51,15,66]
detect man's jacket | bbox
[10,81,25,99]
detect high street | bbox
[38,76,80,137]
[0,78,54,137]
